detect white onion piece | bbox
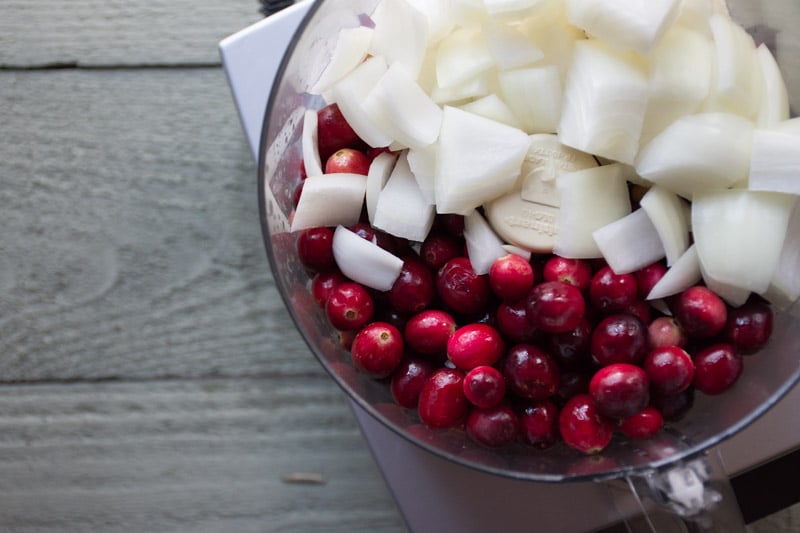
[647,244,702,300]
[403,0,455,44]
[775,31,800,116]
[369,0,429,79]
[498,66,562,134]
[639,186,690,266]
[756,43,791,128]
[704,13,762,120]
[449,0,490,28]
[593,208,665,274]
[430,72,491,104]
[484,0,546,16]
[674,0,716,36]
[406,142,438,205]
[692,189,796,294]
[435,106,531,214]
[309,27,373,95]
[748,130,800,195]
[464,209,507,275]
[519,1,585,79]
[502,244,532,261]
[458,94,522,129]
[372,152,436,242]
[635,112,754,200]
[290,174,368,232]
[772,117,800,136]
[362,62,444,150]
[700,262,751,308]
[483,20,544,70]
[763,200,800,309]
[566,0,681,54]
[558,39,649,165]
[436,27,495,89]
[366,151,398,224]
[332,225,404,291]
[554,164,632,259]
[301,109,323,178]
[330,56,393,148]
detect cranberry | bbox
[495,300,539,344]
[503,344,560,401]
[325,282,374,331]
[519,400,559,449]
[589,363,650,419]
[366,146,393,160]
[293,179,305,209]
[723,299,774,354]
[418,368,469,429]
[310,271,347,308]
[466,404,519,448]
[296,226,336,273]
[526,280,586,333]
[693,343,742,395]
[644,345,695,396]
[556,370,591,404]
[489,254,535,302]
[317,103,362,161]
[590,266,638,314]
[651,387,695,422]
[420,232,462,271]
[619,406,664,440]
[635,262,667,299]
[648,316,688,348]
[559,394,614,455]
[438,213,465,237]
[447,324,505,371]
[463,365,507,409]
[672,286,728,340]
[390,358,436,408]
[546,318,592,368]
[624,300,652,325]
[325,148,371,175]
[350,322,404,379]
[436,257,491,316]
[542,256,592,292]
[404,309,456,357]
[388,258,435,315]
[591,314,648,366]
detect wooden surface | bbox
[0,2,797,532]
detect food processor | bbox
[220,1,800,530]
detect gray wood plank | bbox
[0,0,266,68]
[0,377,405,532]
[0,67,318,381]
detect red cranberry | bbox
[542,256,592,292]
[418,368,469,429]
[590,266,639,314]
[547,317,592,368]
[436,257,491,316]
[489,254,535,302]
[466,404,519,448]
[672,286,728,340]
[325,148,371,175]
[526,280,586,333]
[556,370,591,404]
[390,358,436,408]
[438,214,465,237]
[366,146,393,160]
[635,262,667,299]
[495,300,539,344]
[619,406,664,439]
[293,179,305,209]
[388,258,435,315]
[347,223,399,254]
[589,363,650,419]
[693,343,742,395]
[651,387,695,422]
[325,282,374,331]
[350,322,404,379]
[447,324,506,371]
[519,400,559,449]
[420,232,462,271]
[648,316,688,348]
[311,271,347,308]
[503,344,560,401]
[591,314,648,366]
[559,394,614,455]
[624,300,652,325]
[404,309,456,357]
[723,299,774,354]
[296,226,336,273]
[463,365,507,409]
[317,103,362,160]
[644,345,695,396]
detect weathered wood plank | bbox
[0,68,320,381]
[0,0,267,67]
[0,377,404,532]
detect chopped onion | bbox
[647,244,702,300]
[518,0,585,79]
[700,261,751,308]
[290,174,368,232]
[309,27,373,95]
[498,65,562,134]
[464,209,507,275]
[369,0,429,79]
[593,208,665,274]
[554,163,632,258]
[458,93,523,129]
[483,20,544,70]
[756,43,791,128]
[748,129,800,196]
[403,0,455,44]
[430,72,492,104]
[639,185,690,266]
[763,200,800,309]
[484,0,546,16]
[332,225,404,291]
[435,26,495,89]
[372,152,436,242]
[301,109,323,178]
[366,151,398,223]
[330,56,393,148]
[558,39,649,165]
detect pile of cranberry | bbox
[291,103,775,455]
